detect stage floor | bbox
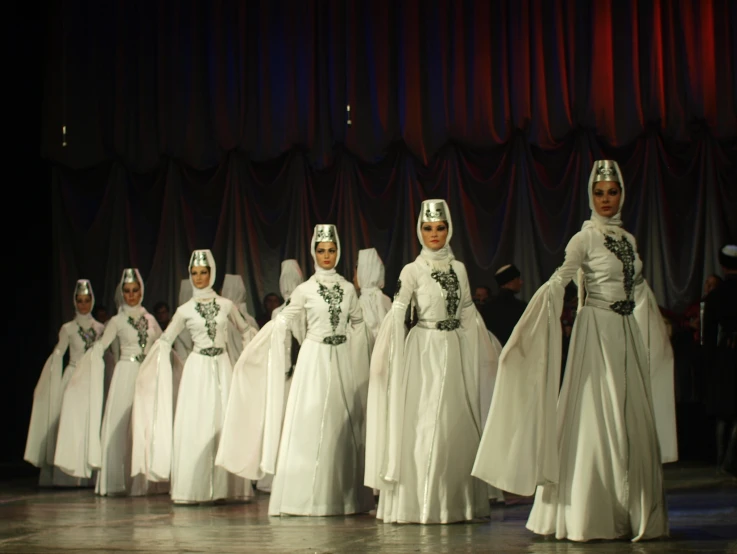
[0,464,735,553]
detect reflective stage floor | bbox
[0,464,735,553]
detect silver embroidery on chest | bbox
[317,283,347,345]
[77,325,98,352]
[603,235,636,316]
[127,315,150,351]
[195,300,221,342]
[430,267,461,331]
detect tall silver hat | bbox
[420,199,448,223]
[190,250,210,267]
[122,268,140,283]
[592,160,621,183]
[75,279,92,296]
[314,224,338,243]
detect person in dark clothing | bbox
[152,301,171,330]
[473,285,492,307]
[480,264,527,345]
[256,292,283,328]
[703,244,737,476]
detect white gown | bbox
[94,311,162,495]
[473,227,677,542]
[217,275,374,516]
[133,297,254,503]
[366,258,497,523]
[25,316,103,486]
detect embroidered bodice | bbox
[275,276,363,344]
[550,228,644,312]
[162,297,251,354]
[392,258,475,331]
[98,312,161,361]
[55,317,105,366]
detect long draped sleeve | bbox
[226,302,259,366]
[348,290,374,443]
[472,232,586,496]
[457,263,499,431]
[365,265,414,490]
[55,318,119,478]
[130,312,185,481]
[634,279,678,463]
[24,327,69,467]
[216,288,306,480]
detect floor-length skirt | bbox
[39,364,92,487]
[526,306,668,541]
[96,360,149,496]
[269,339,373,516]
[376,327,491,524]
[171,351,250,503]
[256,376,293,494]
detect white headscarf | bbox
[357,248,390,335]
[116,268,147,317]
[311,224,342,284]
[73,279,96,324]
[279,259,304,300]
[178,279,193,306]
[189,249,218,300]
[357,248,385,292]
[582,159,626,238]
[416,198,455,272]
[578,160,627,310]
[222,274,249,314]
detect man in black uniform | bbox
[704,244,737,475]
[481,264,527,346]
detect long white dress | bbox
[25,316,103,486]
[473,227,677,541]
[216,274,374,516]
[366,258,497,523]
[96,310,162,495]
[54,308,162,495]
[132,296,254,503]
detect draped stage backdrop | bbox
[44,0,737,334]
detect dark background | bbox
[5,3,51,470]
[4,0,736,470]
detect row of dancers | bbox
[25,160,679,542]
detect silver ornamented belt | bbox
[197,347,225,357]
[127,354,146,363]
[323,335,347,346]
[306,332,347,346]
[585,297,635,316]
[416,318,461,332]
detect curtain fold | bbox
[44,0,737,333]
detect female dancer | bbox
[365,199,497,524]
[217,225,374,516]
[355,248,392,340]
[132,250,255,504]
[472,160,677,542]
[25,279,103,486]
[55,268,162,496]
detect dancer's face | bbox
[315,242,338,270]
[122,282,142,306]
[592,181,622,217]
[421,221,448,250]
[75,294,92,315]
[190,265,211,289]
